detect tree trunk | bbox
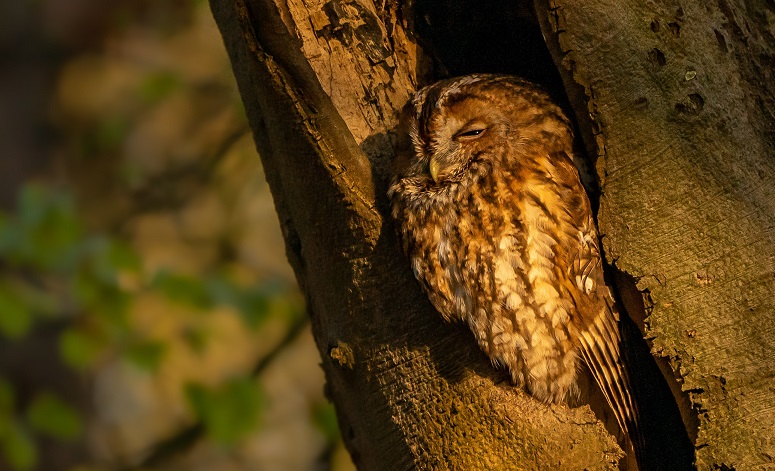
[209,0,775,469]
[535,1,775,469]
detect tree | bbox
[209,0,775,469]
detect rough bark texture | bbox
[210,0,775,469]
[209,0,621,469]
[536,0,775,469]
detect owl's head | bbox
[392,74,571,192]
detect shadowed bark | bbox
[209,0,775,469]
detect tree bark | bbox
[535,1,775,469]
[209,0,775,469]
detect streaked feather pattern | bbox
[389,74,638,446]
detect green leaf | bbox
[72,272,101,308]
[186,383,208,416]
[152,272,211,309]
[26,392,82,440]
[73,272,129,324]
[78,237,139,286]
[5,185,83,271]
[0,286,33,339]
[0,380,15,414]
[17,185,47,230]
[203,276,238,306]
[94,117,131,153]
[59,329,102,370]
[186,377,264,446]
[125,340,165,372]
[235,291,270,329]
[106,240,141,272]
[15,284,59,319]
[204,276,273,329]
[181,326,208,354]
[0,213,19,255]
[78,237,115,284]
[311,402,340,443]
[0,423,36,470]
[139,72,183,105]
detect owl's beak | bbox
[429,158,441,183]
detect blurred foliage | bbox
[311,402,340,445]
[186,377,266,447]
[0,380,35,471]
[0,381,85,470]
[151,272,282,329]
[139,72,185,106]
[0,0,346,468]
[26,392,83,441]
[0,184,301,469]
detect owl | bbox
[388,74,637,442]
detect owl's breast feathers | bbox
[394,147,582,396]
[391,147,636,436]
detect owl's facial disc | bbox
[428,122,487,183]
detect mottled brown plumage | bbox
[388,74,637,439]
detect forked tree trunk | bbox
[209,0,775,469]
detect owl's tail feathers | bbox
[577,303,643,456]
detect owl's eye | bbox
[456,126,486,140]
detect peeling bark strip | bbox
[210,0,623,469]
[536,0,775,469]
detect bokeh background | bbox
[0,1,354,470]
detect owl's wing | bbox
[573,226,640,442]
[578,297,639,439]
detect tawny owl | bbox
[388,74,637,440]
